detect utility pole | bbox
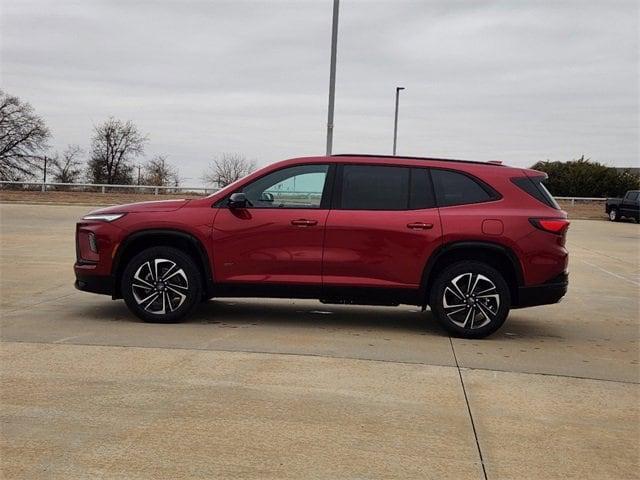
[137,164,142,185]
[393,87,405,156]
[325,0,339,155]
[41,156,47,192]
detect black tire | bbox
[121,246,202,323]
[429,261,511,339]
[609,208,619,222]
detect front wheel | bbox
[429,261,511,338]
[121,247,202,323]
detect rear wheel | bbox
[429,261,510,338]
[609,208,619,221]
[121,247,202,323]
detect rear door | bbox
[322,164,442,288]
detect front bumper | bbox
[74,218,126,297]
[515,272,568,308]
[74,270,115,296]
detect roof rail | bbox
[332,153,505,166]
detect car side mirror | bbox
[228,192,248,208]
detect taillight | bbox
[529,218,570,235]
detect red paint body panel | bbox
[322,209,442,287]
[212,207,328,284]
[74,155,569,307]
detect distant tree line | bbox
[0,90,50,181]
[0,90,256,188]
[532,156,640,198]
[7,89,635,197]
[201,153,256,187]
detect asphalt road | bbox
[1,203,638,479]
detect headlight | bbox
[82,213,126,222]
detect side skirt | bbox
[210,283,423,307]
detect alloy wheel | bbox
[131,258,189,314]
[442,272,500,329]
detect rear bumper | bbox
[74,271,115,296]
[515,272,568,308]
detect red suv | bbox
[75,155,569,338]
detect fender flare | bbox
[112,228,214,297]
[421,240,524,293]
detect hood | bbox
[88,199,190,214]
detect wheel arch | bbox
[421,241,524,307]
[112,229,214,299]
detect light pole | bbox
[41,155,48,192]
[325,0,339,155]
[392,86,405,156]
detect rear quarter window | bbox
[511,176,560,209]
[431,169,497,207]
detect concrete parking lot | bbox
[1,202,638,479]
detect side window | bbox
[241,164,329,208]
[625,191,638,202]
[511,176,560,209]
[410,168,436,209]
[339,165,409,210]
[432,169,495,207]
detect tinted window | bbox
[410,168,436,209]
[536,180,561,209]
[626,191,639,202]
[340,165,408,210]
[432,169,494,207]
[511,176,560,209]
[241,164,328,208]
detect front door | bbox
[322,164,442,288]
[212,163,332,285]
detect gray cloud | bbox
[1,0,638,185]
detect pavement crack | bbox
[1,338,638,385]
[53,333,93,344]
[449,336,488,480]
[1,291,80,315]
[572,244,636,265]
[579,259,639,286]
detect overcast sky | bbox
[1,0,638,185]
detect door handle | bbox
[407,222,433,230]
[291,219,318,227]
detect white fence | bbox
[555,196,607,206]
[0,180,219,195]
[0,181,610,205]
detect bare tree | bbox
[51,144,84,183]
[143,155,180,187]
[87,117,147,184]
[202,153,256,187]
[0,90,51,180]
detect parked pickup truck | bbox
[606,190,639,222]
